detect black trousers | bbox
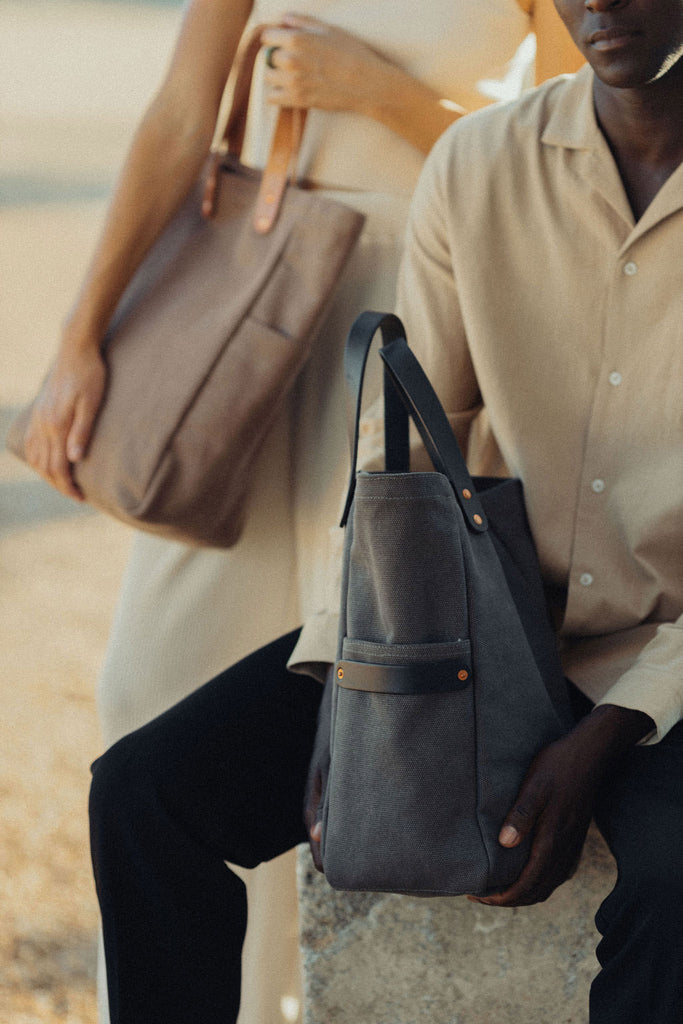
[89,629,683,1024]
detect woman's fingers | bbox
[279,13,328,34]
[23,347,106,500]
[261,19,384,113]
[67,384,102,463]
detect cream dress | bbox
[96,3,532,1022]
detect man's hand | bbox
[303,664,334,872]
[469,704,654,908]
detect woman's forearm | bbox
[63,99,215,352]
[364,0,585,152]
[360,65,466,154]
[62,0,254,353]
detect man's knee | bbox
[89,732,151,857]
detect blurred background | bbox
[1,3,183,1020]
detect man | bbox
[302,0,682,1017]
[375,0,682,1016]
[89,2,682,1021]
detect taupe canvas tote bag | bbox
[320,312,572,897]
[7,27,364,547]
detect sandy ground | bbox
[1,3,183,1020]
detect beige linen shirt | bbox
[292,66,683,742]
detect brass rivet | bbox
[462,488,472,500]
[457,669,469,682]
[473,514,483,526]
[337,667,344,680]
[265,193,275,204]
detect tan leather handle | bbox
[202,23,306,232]
[253,106,307,233]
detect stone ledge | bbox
[297,825,615,1024]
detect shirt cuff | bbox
[286,608,340,684]
[594,661,682,745]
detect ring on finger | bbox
[264,45,280,69]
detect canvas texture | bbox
[320,312,571,897]
[7,27,364,548]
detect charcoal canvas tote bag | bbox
[320,312,573,898]
[7,26,364,548]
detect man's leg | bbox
[89,629,321,1024]
[590,721,683,1024]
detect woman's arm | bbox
[261,4,584,159]
[261,15,466,156]
[24,0,253,498]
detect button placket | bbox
[563,244,641,634]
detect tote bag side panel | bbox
[464,527,569,891]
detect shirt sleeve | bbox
[288,132,481,679]
[594,614,683,744]
[395,130,482,452]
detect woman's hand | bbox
[23,341,107,501]
[260,14,464,153]
[261,15,392,117]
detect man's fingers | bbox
[470,842,554,907]
[499,783,547,847]
[304,765,324,873]
[307,816,323,873]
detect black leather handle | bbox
[340,312,487,533]
[340,312,409,526]
[379,336,487,532]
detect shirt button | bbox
[623,261,638,276]
[580,573,594,587]
[591,479,605,493]
[609,371,623,386]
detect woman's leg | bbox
[590,721,683,1023]
[89,630,321,1024]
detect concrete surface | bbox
[297,825,614,1024]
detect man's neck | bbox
[593,61,683,220]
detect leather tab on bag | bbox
[335,659,472,694]
[253,108,307,234]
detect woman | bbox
[22,2,581,1022]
